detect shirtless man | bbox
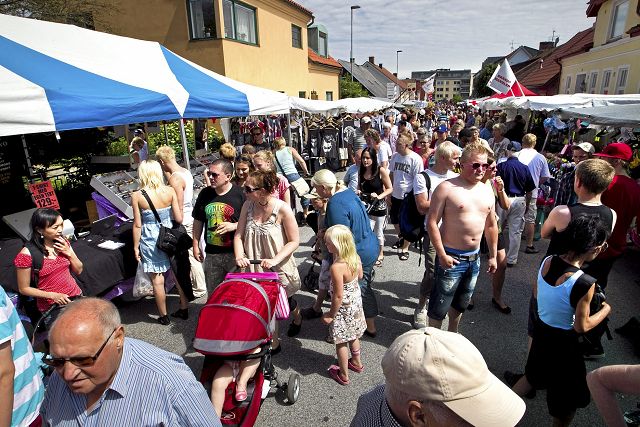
[427,142,498,332]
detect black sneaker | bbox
[157,315,171,325]
[525,246,539,254]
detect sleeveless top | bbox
[360,172,386,216]
[275,148,297,176]
[546,203,614,256]
[243,199,301,297]
[537,256,584,330]
[170,168,194,226]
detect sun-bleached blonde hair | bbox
[137,160,165,191]
[325,224,359,273]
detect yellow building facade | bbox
[560,0,640,94]
[93,0,339,100]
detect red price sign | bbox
[28,181,60,210]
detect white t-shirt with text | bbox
[390,150,424,199]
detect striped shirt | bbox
[41,338,221,427]
[0,287,44,427]
[350,384,402,427]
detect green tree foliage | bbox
[0,0,117,30]
[472,63,498,98]
[451,94,463,104]
[339,77,370,99]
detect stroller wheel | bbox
[285,373,301,404]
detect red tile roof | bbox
[586,0,606,17]
[308,50,342,69]
[517,27,594,88]
[282,0,313,16]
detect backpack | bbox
[399,171,431,243]
[16,242,45,325]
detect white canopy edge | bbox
[481,93,640,111]
[289,97,395,115]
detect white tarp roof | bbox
[482,93,640,111]
[559,104,640,127]
[289,97,395,115]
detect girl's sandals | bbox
[374,257,384,267]
[348,358,364,373]
[328,365,349,385]
[399,252,410,261]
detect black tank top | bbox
[545,203,614,257]
[360,173,383,195]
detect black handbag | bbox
[140,190,191,256]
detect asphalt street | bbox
[119,221,640,427]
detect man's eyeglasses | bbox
[469,162,490,170]
[42,328,117,368]
[244,186,262,193]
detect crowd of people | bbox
[2,102,640,427]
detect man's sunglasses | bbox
[42,328,117,368]
[470,162,490,170]
[207,171,226,179]
[244,186,262,193]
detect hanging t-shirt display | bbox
[307,128,320,158]
[342,119,356,151]
[320,127,339,159]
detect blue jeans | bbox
[428,253,480,321]
[286,172,310,208]
[359,261,377,318]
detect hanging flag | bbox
[421,73,436,94]
[487,59,516,94]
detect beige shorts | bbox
[524,197,537,224]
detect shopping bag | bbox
[132,263,154,298]
[275,285,290,320]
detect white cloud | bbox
[297,0,594,77]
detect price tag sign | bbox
[28,181,60,210]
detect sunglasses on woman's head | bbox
[244,186,262,193]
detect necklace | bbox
[258,199,269,207]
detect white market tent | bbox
[481,93,640,111]
[558,104,640,127]
[288,96,395,115]
[0,13,290,139]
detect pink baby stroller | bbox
[193,266,301,426]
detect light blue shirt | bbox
[343,165,359,192]
[41,338,221,427]
[537,256,583,330]
[0,288,44,427]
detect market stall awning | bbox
[288,96,395,115]
[0,13,290,137]
[482,93,640,111]
[559,104,640,127]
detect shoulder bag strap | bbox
[140,189,162,224]
[274,151,289,182]
[24,241,44,288]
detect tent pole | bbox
[21,134,35,177]
[163,122,169,145]
[286,112,292,146]
[179,120,190,166]
[541,128,551,152]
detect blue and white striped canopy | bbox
[0,13,290,137]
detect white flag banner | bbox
[487,59,516,94]
[421,73,436,93]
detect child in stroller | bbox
[194,266,300,426]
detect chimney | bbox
[539,41,554,51]
[368,56,375,64]
[379,63,383,68]
[393,72,398,77]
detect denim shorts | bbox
[428,252,480,321]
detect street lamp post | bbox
[396,50,403,76]
[350,5,360,82]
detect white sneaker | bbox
[413,307,427,329]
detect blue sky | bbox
[297,0,595,77]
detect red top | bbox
[601,175,640,258]
[14,252,82,312]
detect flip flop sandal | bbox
[348,358,364,373]
[391,238,404,249]
[328,365,349,385]
[374,258,383,267]
[399,252,410,261]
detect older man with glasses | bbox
[41,298,219,426]
[192,159,246,294]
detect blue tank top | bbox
[537,256,584,330]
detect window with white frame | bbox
[601,69,612,94]
[223,0,257,44]
[187,0,216,40]
[609,0,629,40]
[615,66,629,94]
[589,71,598,93]
[565,75,572,94]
